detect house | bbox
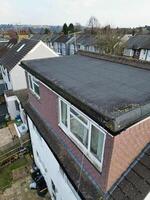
[52,32,100,56]
[20,51,150,200]
[75,32,99,53]
[0,38,18,109]
[53,34,76,55]
[0,38,58,122]
[123,34,150,61]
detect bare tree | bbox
[96,25,123,54]
[74,23,82,32]
[87,16,100,33]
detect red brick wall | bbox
[28,82,114,192]
[28,80,150,192]
[106,118,150,190]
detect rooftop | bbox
[0,38,17,58]
[125,34,150,50]
[21,52,150,134]
[107,143,150,200]
[0,39,39,71]
[77,32,97,46]
[54,34,74,43]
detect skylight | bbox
[16,44,26,52]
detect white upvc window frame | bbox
[28,73,40,99]
[58,97,106,172]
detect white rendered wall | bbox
[4,95,19,120]
[1,66,12,90]
[10,65,27,91]
[145,50,150,61]
[28,116,81,200]
[123,48,134,57]
[139,49,147,61]
[23,41,58,61]
[10,41,58,91]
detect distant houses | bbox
[53,34,76,55]
[123,34,150,61]
[51,32,100,55]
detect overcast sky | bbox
[0,0,150,27]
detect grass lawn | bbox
[0,157,28,190]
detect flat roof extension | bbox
[21,54,150,135]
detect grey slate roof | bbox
[0,38,18,58]
[77,33,97,46]
[54,34,74,43]
[0,39,39,71]
[21,54,150,134]
[107,143,150,200]
[125,34,150,50]
[30,33,52,42]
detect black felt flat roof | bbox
[21,55,150,134]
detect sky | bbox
[0,0,150,28]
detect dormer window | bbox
[16,44,26,52]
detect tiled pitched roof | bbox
[0,39,39,71]
[107,144,150,200]
[77,33,97,46]
[0,38,17,58]
[125,34,150,50]
[54,34,74,43]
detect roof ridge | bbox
[78,50,150,71]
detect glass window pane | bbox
[70,108,88,125]
[33,78,39,85]
[70,114,88,147]
[90,125,104,162]
[61,101,68,127]
[33,83,40,96]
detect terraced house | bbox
[20,51,150,200]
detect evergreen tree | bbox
[68,23,74,33]
[44,28,50,34]
[62,23,68,35]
